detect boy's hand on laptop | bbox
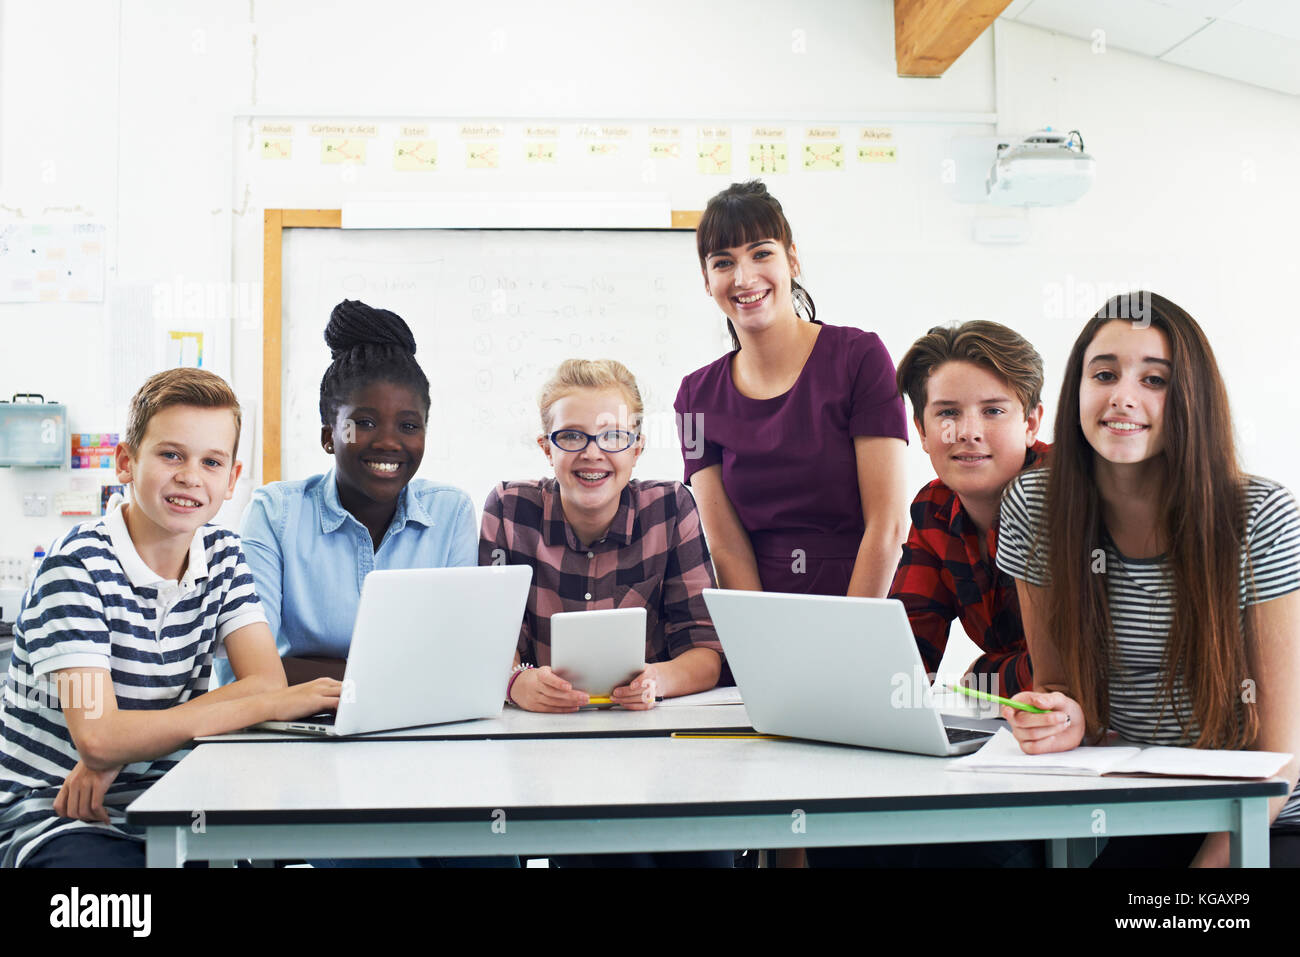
[54,760,121,823]
[1003,691,1085,754]
[510,666,587,713]
[268,677,343,722]
[612,667,659,711]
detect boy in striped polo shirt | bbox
[0,369,341,867]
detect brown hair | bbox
[125,368,242,456]
[896,321,1044,426]
[1043,292,1253,748]
[538,359,644,434]
[696,180,815,351]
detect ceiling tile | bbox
[1217,0,1300,41]
[1151,0,1246,18]
[1016,0,1212,57]
[1162,18,1300,94]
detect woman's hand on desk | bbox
[510,666,587,713]
[612,666,660,711]
[266,677,343,722]
[54,760,121,823]
[1003,691,1086,754]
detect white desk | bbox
[196,697,1003,743]
[196,702,757,743]
[127,736,1285,867]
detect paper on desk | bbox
[948,728,1138,775]
[1127,746,1292,779]
[948,728,1291,779]
[657,686,743,708]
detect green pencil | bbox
[947,684,1050,714]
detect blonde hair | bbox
[125,368,242,455]
[538,359,644,434]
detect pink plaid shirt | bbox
[478,478,721,667]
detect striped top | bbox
[997,468,1300,827]
[0,505,265,867]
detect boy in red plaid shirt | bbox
[810,323,1052,869]
[892,322,1048,698]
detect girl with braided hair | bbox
[229,300,513,866]
[227,299,477,685]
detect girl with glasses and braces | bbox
[478,359,724,715]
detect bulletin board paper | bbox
[0,224,105,303]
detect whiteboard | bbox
[281,228,732,509]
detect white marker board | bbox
[280,227,731,509]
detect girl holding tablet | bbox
[674,181,909,603]
[480,358,723,714]
[998,293,1300,867]
[480,358,729,867]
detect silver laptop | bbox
[258,565,531,736]
[702,589,994,756]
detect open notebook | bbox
[949,728,1292,779]
[657,687,743,708]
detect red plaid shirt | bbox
[478,478,721,667]
[889,442,1050,697]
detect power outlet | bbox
[22,494,48,517]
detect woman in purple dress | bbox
[675,181,909,601]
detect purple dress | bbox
[674,322,907,596]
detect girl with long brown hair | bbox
[997,292,1300,866]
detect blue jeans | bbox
[552,851,734,868]
[310,855,519,868]
[23,831,207,868]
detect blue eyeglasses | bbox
[548,429,639,453]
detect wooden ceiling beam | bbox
[895,0,1014,77]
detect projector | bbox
[986,129,1095,207]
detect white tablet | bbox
[549,607,647,701]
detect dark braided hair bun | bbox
[318,300,431,425]
[324,299,417,360]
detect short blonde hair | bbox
[125,368,242,455]
[538,359,644,434]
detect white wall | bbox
[1,0,1298,586]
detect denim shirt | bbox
[214,471,476,684]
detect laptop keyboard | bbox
[944,726,993,744]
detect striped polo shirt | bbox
[997,468,1300,827]
[0,504,265,867]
